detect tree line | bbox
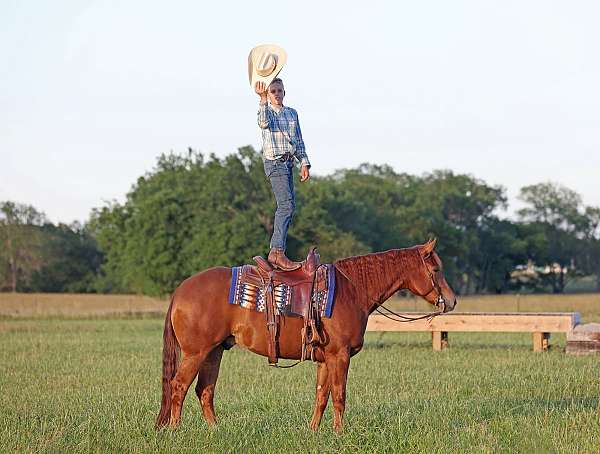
[1,147,599,296]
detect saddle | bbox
[242,248,326,365]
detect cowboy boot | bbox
[268,248,301,271]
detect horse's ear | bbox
[420,238,437,257]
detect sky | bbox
[1,0,599,224]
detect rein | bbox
[375,305,440,323]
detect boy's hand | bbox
[300,165,310,182]
[255,81,267,102]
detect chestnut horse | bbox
[156,239,456,432]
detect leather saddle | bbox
[244,248,325,366]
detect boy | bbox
[255,78,310,270]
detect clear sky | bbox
[1,0,599,224]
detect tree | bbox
[580,206,600,291]
[89,152,196,295]
[474,219,528,293]
[394,170,507,294]
[86,150,599,297]
[28,222,103,292]
[292,164,411,262]
[518,182,585,229]
[89,147,277,295]
[0,201,46,292]
[517,182,599,293]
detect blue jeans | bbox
[264,159,295,250]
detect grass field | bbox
[1,307,600,452]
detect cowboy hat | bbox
[248,44,287,89]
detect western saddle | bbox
[250,248,326,366]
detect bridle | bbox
[418,252,447,313]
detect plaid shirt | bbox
[257,103,311,167]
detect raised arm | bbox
[255,81,269,129]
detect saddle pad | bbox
[228,264,336,318]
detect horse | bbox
[156,238,457,433]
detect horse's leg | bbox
[195,345,224,426]
[169,351,208,427]
[326,351,350,433]
[309,361,330,431]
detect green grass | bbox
[1,317,600,453]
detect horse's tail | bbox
[156,294,180,428]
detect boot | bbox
[268,248,301,271]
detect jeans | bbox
[264,159,295,250]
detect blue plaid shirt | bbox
[257,103,311,167]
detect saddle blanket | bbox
[228,264,336,318]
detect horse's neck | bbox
[336,248,417,313]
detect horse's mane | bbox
[334,247,421,303]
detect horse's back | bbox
[175,266,231,301]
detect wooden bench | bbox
[366,312,581,352]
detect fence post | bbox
[532,332,550,352]
[432,331,448,351]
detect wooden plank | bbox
[366,312,579,333]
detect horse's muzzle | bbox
[439,298,457,313]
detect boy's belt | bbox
[276,153,293,162]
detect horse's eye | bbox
[433,267,440,273]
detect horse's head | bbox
[408,239,457,313]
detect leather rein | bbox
[334,252,446,323]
